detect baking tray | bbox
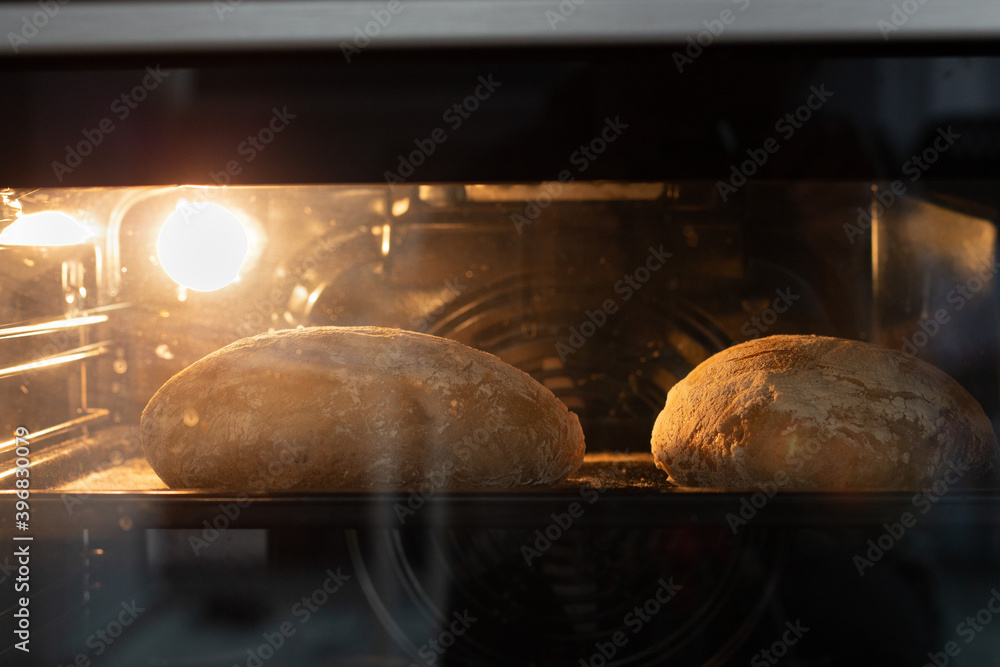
[4,426,1000,539]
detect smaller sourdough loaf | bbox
[141,327,585,491]
[651,334,1000,490]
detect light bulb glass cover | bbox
[157,202,249,292]
[0,211,93,246]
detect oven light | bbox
[380,223,391,255]
[391,198,410,216]
[157,202,249,292]
[0,211,93,246]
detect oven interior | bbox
[3,52,1000,667]
[2,180,999,666]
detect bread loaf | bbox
[651,334,1000,490]
[140,326,585,491]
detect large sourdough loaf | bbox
[651,334,1000,490]
[141,326,585,491]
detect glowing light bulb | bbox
[0,211,92,246]
[157,202,248,292]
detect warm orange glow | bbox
[0,349,102,379]
[157,202,249,292]
[0,211,93,246]
[381,223,391,255]
[0,314,108,340]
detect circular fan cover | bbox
[421,273,730,450]
[291,239,766,665]
[349,526,785,666]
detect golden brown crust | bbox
[140,326,585,491]
[651,334,1000,490]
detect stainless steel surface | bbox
[0,190,22,236]
[465,182,667,202]
[2,0,1000,56]
[0,313,108,341]
[0,340,110,380]
[0,407,109,459]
